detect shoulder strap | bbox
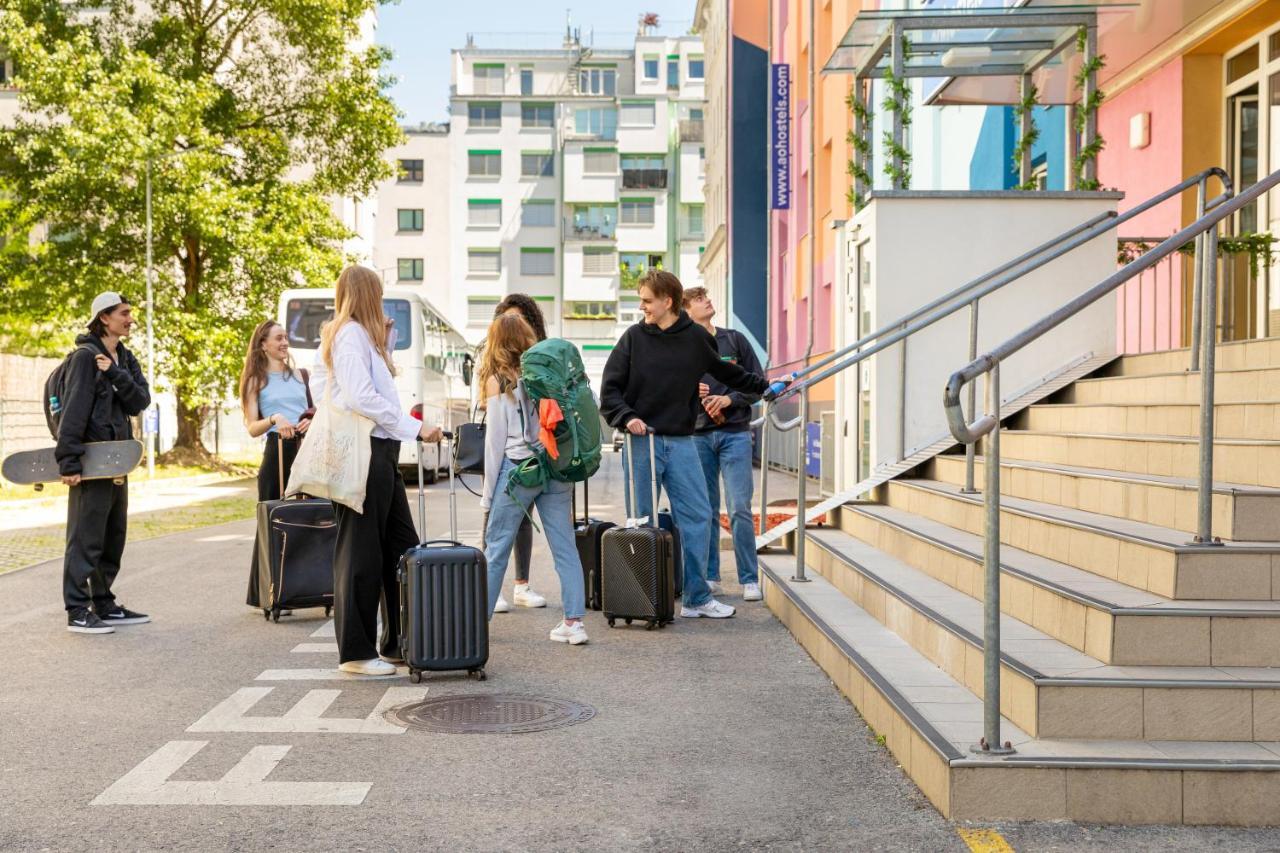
[300,368,314,409]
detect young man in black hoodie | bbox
[56,292,152,634]
[601,270,783,619]
[684,286,766,603]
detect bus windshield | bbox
[284,297,413,351]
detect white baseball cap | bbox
[88,291,124,327]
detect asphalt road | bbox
[4,451,1280,851]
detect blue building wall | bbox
[967,105,1066,190]
[729,35,769,352]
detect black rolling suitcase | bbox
[399,434,489,683]
[255,433,335,622]
[657,509,683,598]
[573,480,615,611]
[601,431,676,630]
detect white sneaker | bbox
[513,585,547,608]
[338,658,397,676]
[494,594,511,613]
[743,583,763,602]
[680,598,736,619]
[707,580,724,595]
[549,621,589,645]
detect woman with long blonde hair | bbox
[239,319,313,609]
[479,313,588,645]
[309,265,443,676]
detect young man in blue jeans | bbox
[683,287,765,602]
[601,270,781,618]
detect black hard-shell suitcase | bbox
[657,509,683,598]
[256,433,335,622]
[399,434,489,683]
[573,479,614,611]
[601,431,676,629]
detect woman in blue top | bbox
[239,319,313,609]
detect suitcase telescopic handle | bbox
[416,432,459,547]
[277,431,285,496]
[625,429,659,529]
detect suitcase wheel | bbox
[262,609,270,621]
[409,669,422,684]
[646,620,657,631]
[607,618,616,628]
[469,667,486,681]
[624,618,632,626]
[271,609,281,624]
[324,605,332,618]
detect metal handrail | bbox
[942,167,1280,759]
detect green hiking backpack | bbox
[519,338,602,484]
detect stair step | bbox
[1023,400,1280,441]
[1107,337,1280,377]
[760,556,1280,824]
[886,478,1280,600]
[1000,429,1280,489]
[800,528,1280,743]
[840,500,1280,666]
[930,454,1280,541]
[1067,366,1280,405]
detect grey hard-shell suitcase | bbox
[398,433,489,682]
[600,431,676,629]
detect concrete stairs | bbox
[763,336,1280,825]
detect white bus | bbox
[278,287,474,482]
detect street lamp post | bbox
[144,158,156,478]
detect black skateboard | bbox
[2,440,144,490]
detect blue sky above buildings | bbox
[378,1,699,125]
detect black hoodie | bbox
[600,312,769,436]
[55,333,151,476]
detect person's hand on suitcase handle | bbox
[624,418,651,436]
[417,423,444,443]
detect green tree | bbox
[0,0,403,452]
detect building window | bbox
[573,107,617,140]
[620,198,656,225]
[468,296,501,323]
[583,246,616,275]
[688,55,705,80]
[520,67,533,95]
[621,252,664,272]
[583,149,618,175]
[578,67,616,95]
[566,300,616,319]
[397,159,423,182]
[468,150,501,178]
[520,248,555,276]
[569,204,617,239]
[620,101,656,127]
[397,209,424,232]
[667,58,679,88]
[474,64,504,95]
[618,297,642,324]
[467,199,501,227]
[683,204,704,239]
[522,200,555,227]
[468,249,501,275]
[642,55,659,80]
[397,258,424,281]
[621,154,666,189]
[468,102,501,128]
[521,103,554,128]
[521,151,554,178]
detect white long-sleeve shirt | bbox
[309,322,420,443]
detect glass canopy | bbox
[825,2,1137,106]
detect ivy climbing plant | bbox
[1012,82,1041,191]
[845,85,873,209]
[1072,27,1106,190]
[880,35,913,189]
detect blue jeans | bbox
[695,430,759,586]
[484,458,586,620]
[622,434,715,609]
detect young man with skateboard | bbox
[56,292,152,634]
[600,270,784,619]
[683,287,766,603]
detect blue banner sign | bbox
[770,63,791,210]
[805,422,820,478]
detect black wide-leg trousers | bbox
[332,437,418,663]
[63,478,128,612]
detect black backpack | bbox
[43,344,96,439]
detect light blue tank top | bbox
[259,371,309,433]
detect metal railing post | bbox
[898,323,908,459]
[759,414,770,537]
[976,363,1013,754]
[1190,179,1207,371]
[961,301,980,494]
[1194,223,1221,545]
[793,386,811,582]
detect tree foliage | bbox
[0,0,403,449]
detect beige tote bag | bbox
[285,383,374,513]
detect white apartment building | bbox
[372,123,452,297]
[447,29,707,384]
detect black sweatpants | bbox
[332,437,418,663]
[63,477,128,612]
[246,434,301,608]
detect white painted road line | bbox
[193,533,254,542]
[310,620,335,638]
[291,642,338,654]
[187,687,425,734]
[255,668,406,681]
[92,741,371,806]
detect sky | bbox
[376,1,699,126]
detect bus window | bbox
[284,297,413,351]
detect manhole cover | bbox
[387,694,596,734]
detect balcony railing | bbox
[622,168,668,190]
[679,120,704,142]
[563,219,616,241]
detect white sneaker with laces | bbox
[493,594,511,613]
[680,598,736,619]
[549,621,589,645]
[338,658,397,676]
[706,580,724,595]
[743,583,763,602]
[513,584,547,608]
